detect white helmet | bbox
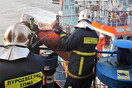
[100,34,104,38]
[78,9,91,22]
[4,23,31,47]
[20,14,34,22]
[76,9,93,29]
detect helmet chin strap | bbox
[78,19,91,24]
[84,19,92,24]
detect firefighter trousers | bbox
[64,74,94,88]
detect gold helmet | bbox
[4,23,31,47]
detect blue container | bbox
[96,56,132,88]
[97,40,132,88]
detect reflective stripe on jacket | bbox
[60,27,98,79]
[0,53,44,88]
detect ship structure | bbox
[37,0,132,88]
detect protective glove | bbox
[53,23,62,35]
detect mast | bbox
[99,0,101,11]
[83,0,86,10]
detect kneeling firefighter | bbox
[53,9,99,88]
[0,23,45,88]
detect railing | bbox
[92,11,132,27]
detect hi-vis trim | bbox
[29,21,34,31]
[5,72,43,88]
[72,50,96,56]
[68,70,92,79]
[68,86,72,88]
[84,37,98,44]
[78,57,84,75]
[117,70,130,80]
[60,34,66,38]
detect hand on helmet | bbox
[53,23,63,35]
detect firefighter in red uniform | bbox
[0,23,45,88]
[53,9,99,88]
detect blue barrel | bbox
[96,55,132,88]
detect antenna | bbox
[83,0,86,10]
[99,0,101,11]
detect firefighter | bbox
[119,12,128,26]
[0,23,45,88]
[110,10,119,26]
[20,14,40,54]
[53,9,99,88]
[96,34,106,58]
[20,14,58,88]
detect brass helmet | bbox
[4,23,31,47]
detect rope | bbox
[39,47,66,51]
[31,29,56,48]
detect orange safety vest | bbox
[97,37,106,51]
[96,37,106,58]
